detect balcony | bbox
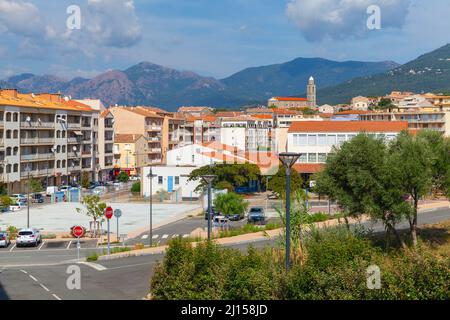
[150,159,162,164]
[20,138,55,145]
[148,137,160,142]
[21,153,55,161]
[21,170,39,178]
[105,136,114,142]
[67,122,81,129]
[67,137,81,144]
[68,166,81,172]
[82,138,93,144]
[146,125,162,131]
[67,152,79,158]
[21,121,55,129]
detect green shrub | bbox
[42,234,57,239]
[131,181,141,193]
[86,252,99,261]
[7,226,18,240]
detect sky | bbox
[0,0,449,80]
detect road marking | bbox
[38,241,45,250]
[9,243,16,252]
[52,294,62,300]
[172,234,179,238]
[20,269,28,274]
[29,274,38,282]
[78,261,107,271]
[66,241,72,250]
[183,234,189,238]
[162,234,168,239]
[152,235,159,239]
[141,235,148,239]
[40,283,50,292]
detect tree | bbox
[314,134,410,247]
[117,171,130,183]
[188,163,261,193]
[213,192,249,217]
[0,184,7,196]
[81,171,91,189]
[76,195,107,238]
[29,177,43,193]
[0,195,14,211]
[389,131,433,246]
[131,181,141,193]
[268,166,302,199]
[377,98,395,110]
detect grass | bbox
[41,233,57,239]
[86,252,99,261]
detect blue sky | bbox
[0,0,449,80]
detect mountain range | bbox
[3,44,450,110]
[0,58,398,110]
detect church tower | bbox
[307,76,316,107]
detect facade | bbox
[220,116,272,151]
[113,134,147,176]
[351,96,370,110]
[0,89,108,193]
[178,115,220,147]
[287,121,409,178]
[177,106,213,117]
[268,76,316,109]
[318,104,335,114]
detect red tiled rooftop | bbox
[288,121,408,133]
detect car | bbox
[59,185,70,192]
[204,206,219,220]
[247,207,266,224]
[228,213,243,221]
[0,232,10,248]
[46,186,58,196]
[93,186,107,195]
[12,194,27,203]
[16,228,41,247]
[31,193,45,204]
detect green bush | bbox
[131,181,141,193]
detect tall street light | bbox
[147,167,156,247]
[201,175,216,241]
[278,152,301,271]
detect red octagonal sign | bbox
[72,226,84,238]
[105,206,113,220]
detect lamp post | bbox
[201,175,216,241]
[27,167,30,228]
[278,152,301,271]
[147,167,156,247]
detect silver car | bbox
[16,228,41,247]
[0,232,10,248]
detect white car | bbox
[16,228,41,247]
[93,186,107,195]
[0,232,10,248]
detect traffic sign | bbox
[114,209,122,218]
[72,225,84,238]
[105,206,113,220]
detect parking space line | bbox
[40,284,50,292]
[29,274,38,282]
[52,294,62,300]
[162,234,169,239]
[38,241,45,250]
[20,269,28,274]
[78,261,107,271]
[141,235,149,239]
[9,243,16,252]
[66,241,72,250]
[152,235,159,239]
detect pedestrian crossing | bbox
[141,233,190,240]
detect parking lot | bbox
[0,239,99,252]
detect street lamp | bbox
[201,175,216,241]
[147,167,157,247]
[278,152,301,271]
[27,166,31,228]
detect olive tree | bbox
[76,195,107,238]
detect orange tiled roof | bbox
[293,164,324,174]
[178,106,212,112]
[215,111,244,117]
[273,109,300,115]
[252,114,273,119]
[288,121,408,133]
[122,107,164,119]
[114,134,143,143]
[271,97,308,102]
[335,110,370,115]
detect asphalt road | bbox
[0,207,448,300]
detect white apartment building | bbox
[287,121,409,178]
[0,89,112,193]
[220,116,272,151]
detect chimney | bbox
[1,88,18,98]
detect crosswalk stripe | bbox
[152,235,159,239]
[141,235,148,239]
[162,234,168,239]
[79,261,107,271]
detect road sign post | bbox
[114,209,122,244]
[72,225,85,261]
[105,206,113,255]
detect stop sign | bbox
[72,226,84,238]
[105,206,113,220]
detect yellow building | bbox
[113,134,148,176]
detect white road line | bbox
[162,234,169,239]
[29,274,38,282]
[152,235,159,239]
[141,235,149,239]
[52,294,62,300]
[38,241,45,250]
[39,284,50,292]
[78,261,107,271]
[66,241,72,250]
[20,269,28,274]
[9,243,16,252]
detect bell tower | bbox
[307,76,316,107]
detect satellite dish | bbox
[26,116,31,122]
[72,146,77,152]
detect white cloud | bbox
[286,0,412,41]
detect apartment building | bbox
[287,121,408,179]
[178,115,220,147]
[113,134,147,176]
[177,106,213,117]
[220,116,272,151]
[0,89,109,193]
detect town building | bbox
[351,96,370,110]
[268,76,316,108]
[220,116,272,151]
[177,106,214,117]
[113,134,148,176]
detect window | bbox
[327,134,336,145]
[13,130,18,139]
[294,134,307,146]
[62,146,66,153]
[57,146,61,153]
[337,135,346,145]
[299,153,307,163]
[6,147,11,156]
[56,131,60,138]
[158,176,163,184]
[5,112,11,122]
[318,153,327,163]
[13,163,18,172]
[192,155,195,163]
[13,147,18,156]
[307,134,317,146]
[13,113,18,122]
[62,160,66,168]
[57,160,61,168]
[347,134,356,141]
[308,153,317,163]
[62,131,66,138]
[6,164,11,173]
[318,134,327,146]
[175,176,180,185]
[6,130,11,139]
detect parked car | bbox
[247,207,266,224]
[31,193,45,204]
[93,186,107,195]
[59,185,70,192]
[16,228,41,247]
[0,232,10,248]
[204,206,219,220]
[12,194,27,203]
[46,186,58,196]
[228,213,244,221]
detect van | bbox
[46,186,58,196]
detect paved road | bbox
[0,207,448,300]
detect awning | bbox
[74,131,83,136]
